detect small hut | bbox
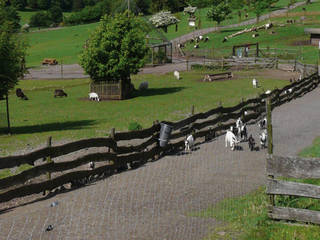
[304,28,320,46]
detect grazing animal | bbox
[139,81,149,90]
[230,126,238,136]
[54,89,67,97]
[89,161,95,169]
[177,43,184,48]
[225,129,239,151]
[204,36,209,42]
[288,88,293,93]
[190,38,194,43]
[174,70,180,80]
[88,92,100,101]
[194,44,199,49]
[252,33,259,38]
[265,90,271,95]
[244,111,248,116]
[199,35,203,41]
[240,124,248,141]
[258,117,267,129]
[236,117,243,137]
[260,130,267,149]
[252,78,258,88]
[223,37,228,43]
[16,88,28,100]
[185,134,194,151]
[265,23,272,29]
[248,134,255,151]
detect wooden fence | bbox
[267,156,320,224]
[0,71,319,203]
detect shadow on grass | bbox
[9,120,97,135]
[133,87,186,98]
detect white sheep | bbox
[225,129,239,151]
[89,92,100,101]
[194,44,199,48]
[252,78,258,88]
[174,70,180,80]
[185,134,194,151]
[199,35,203,40]
[139,81,149,90]
[265,90,271,94]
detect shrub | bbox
[29,12,51,27]
[128,122,142,131]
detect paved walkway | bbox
[0,85,319,239]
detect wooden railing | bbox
[0,71,318,203]
[267,156,320,224]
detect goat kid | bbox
[89,92,100,101]
[185,134,194,151]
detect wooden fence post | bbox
[191,105,195,116]
[44,136,52,195]
[5,94,11,135]
[186,57,189,71]
[154,120,160,160]
[266,97,275,206]
[221,57,224,70]
[110,128,116,153]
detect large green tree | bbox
[0,22,27,98]
[80,11,148,86]
[207,1,231,26]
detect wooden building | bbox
[304,28,320,46]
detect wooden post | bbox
[152,48,154,66]
[5,94,11,135]
[44,136,52,195]
[191,105,195,116]
[266,97,275,206]
[110,128,116,153]
[154,120,160,160]
[186,56,189,71]
[221,57,224,70]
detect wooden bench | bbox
[203,72,233,82]
[42,58,58,65]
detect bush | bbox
[29,12,52,27]
[128,122,142,131]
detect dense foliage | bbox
[29,6,63,27]
[207,0,231,25]
[79,11,148,83]
[0,12,27,98]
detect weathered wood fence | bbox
[0,72,319,203]
[267,156,320,224]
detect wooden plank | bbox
[114,124,159,141]
[0,137,114,169]
[269,206,320,225]
[267,156,320,179]
[267,179,320,199]
[0,152,117,190]
[116,137,157,154]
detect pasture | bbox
[184,20,320,64]
[0,69,292,155]
[21,0,310,67]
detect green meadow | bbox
[21,0,311,68]
[0,69,289,155]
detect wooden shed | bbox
[304,28,320,46]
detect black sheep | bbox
[16,88,28,100]
[54,89,68,97]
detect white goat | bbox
[225,129,239,151]
[236,117,243,137]
[244,111,248,116]
[199,35,203,40]
[174,70,180,80]
[185,134,194,151]
[288,88,293,93]
[139,81,149,90]
[88,161,95,169]
[260,130,267,149]
[252,78,258,88]
[194,44,199,48]
[265,90,271,95]
[89,92,100,101]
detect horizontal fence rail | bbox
[0,62,319,203]
[267,155,320,225]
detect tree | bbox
[37,0,51,9]
[48,5,63,23]
[29,11,51,27]
[79,11,148,95]
[0,6,21,32]
[207,1,231,26]
[0,22,27,98]
[252,0,268,23]
[11,0,27,10]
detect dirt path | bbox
[0,85,319,239]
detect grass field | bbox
[0,69,289,155]
[192,137,320,239]
[21,0,310,67]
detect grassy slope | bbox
[0,70,288,155]
[22,0,308,67]
[193,139,320,239]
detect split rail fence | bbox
[267,156,320,224]
[0,70,319,203]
